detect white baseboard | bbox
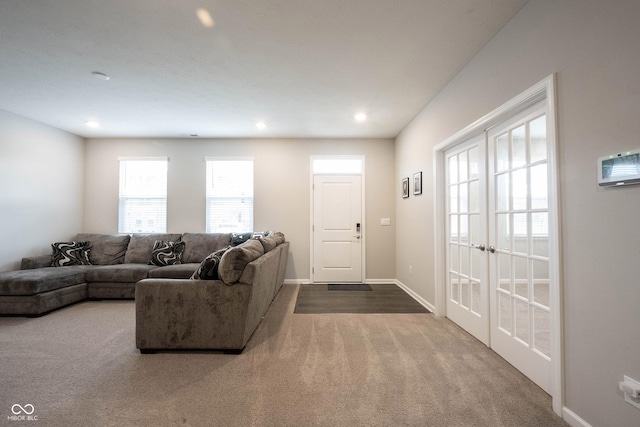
[562,407,592,427]
[284,279,311,285]
[364,279,398,285]
[394,280,436,313]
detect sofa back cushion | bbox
[73,234,131,265]
[218,239,264,285]
[124,234,182,264]
[180,233,232,264]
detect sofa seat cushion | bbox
[148,263,200,279]
[85,264,157,283]
[0,267,88,296]
[180,233,231,263]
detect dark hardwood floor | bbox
[293,284,431,314]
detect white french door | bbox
[312,175,363,283]
[444,101,553,394]
[445,135,489,345]
[488,104,552,393]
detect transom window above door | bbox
[312,157,363,174]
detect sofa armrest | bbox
[21,255,52,270]
[135,278,252,351]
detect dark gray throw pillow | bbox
[231,232,253,246]
[148,241,186,266]
[190,246,230,280]
[51,241,92,267]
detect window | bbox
[206,159,253,233]
[312,157,363,174]
[118,158,167,233]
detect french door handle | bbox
[471,243,486,251]
[488,246,496,253]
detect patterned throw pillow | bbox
[190,247,230,280]
[231,232,253,246]
[148,241,186,266]
[51,242,92,267]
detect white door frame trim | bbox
[309,155,366,284]
[433,74,563,415]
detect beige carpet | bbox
[0,284,567,426]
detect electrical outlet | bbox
[409,265,412,275]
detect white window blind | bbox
[118,159,167,234]
[206,160,253,233]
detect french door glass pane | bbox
[530,164,548,209]
[469,146,479,179]
[460,246,469,277]
[496,133,509,172]
[459,151,468,181]
[449,185,458,213]
[459,183,469,213]
[498,253,511,291]
[513,255,528,297]
[469,180,479,212]
[471,281,481,314]
[496,213,511,252]
[533,307,551,357]
[512,169,528,210]
[451,273,460,304]
[515,298,530,343]
[459,215,469,244]
[450,244,459,272]
[461,278,470,308]
[499,292,512,333]
[449,156,458,183]
[511,125,527,168]
[496,173,510,211]
[450,214,459,242]
[529,115,547,163]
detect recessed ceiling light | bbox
[354,113,367,122]
[196,8,215,28]
[85,120,100,128]
[256,122,267,130]
[92,71,110,81]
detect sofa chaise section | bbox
[0,267,89,316]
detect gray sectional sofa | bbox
[0,232,288,352]
[136,237,289,353]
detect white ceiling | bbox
[0,0,527,139]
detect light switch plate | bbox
[380,218,391,226]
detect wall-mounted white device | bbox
[619,375,640,410]
[598,149,640,186]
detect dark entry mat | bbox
[294,284,431,314]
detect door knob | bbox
[471,243,486,251]
[354,235,361,239]
[488,246,496,253]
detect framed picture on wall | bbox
[402,177,410,198]
[413,172,422,195]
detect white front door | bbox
[488,104,552,393]
[445,135,490,345]
[312,175,363,283]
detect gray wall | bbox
[0,109,85,271]
[84,137,396,282]
[395,0,640,425]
